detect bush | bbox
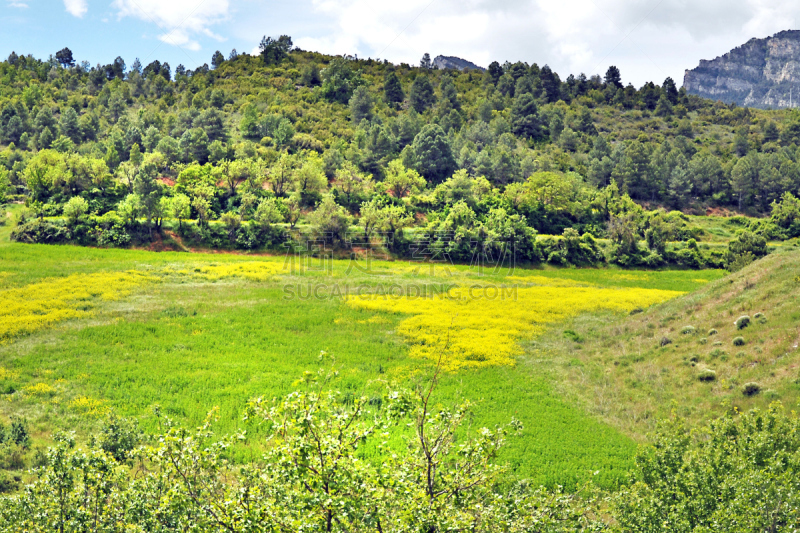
[699,337,708,345]
[708,329,718,336]
[742,382,761,396]
[734,316,751,330]
[710,348,726,358]
[10,219,70,244]
[97,416,142,464]
[660,337,673,347]
[0,472,20,494]
[681,326,696,335]
[0,444,25,470]
[733,336,746,346]
[697,369,717,382]
[563,330,583,343]
[0,418,30,449]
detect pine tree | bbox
[409,75,435,113]
[59,107,80,142]
[511,93,543,140]
[605,66,622,88]
[420,53,432,69]
[410,124,456,183]
[38,126,54,149]
[349,86,373,124]
[383,70,404,105]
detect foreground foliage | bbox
[0,365,603,532]
[3,362,799,532]
[615,403,800,532]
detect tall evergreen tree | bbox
[409,75,436,113]
[383,70,404,105]
[410,124,456,183]
[511,93,544,140]
[605,66,622,88]
[420,53,432,69]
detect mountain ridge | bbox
[432,55,485,72]
[684,30,800,108]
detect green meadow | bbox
[0,234,725,489]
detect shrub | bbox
[97,416,143,463]
[753,312,764,319]
[697,369,717,382]
[681,326,696,335]
[563,330,583,343]
[699,337,708,345]
[660,337,672,347]
[734,316,751,330]
[733,336,746,346]
[0,444,25,470]
[0,472,20,494]
[708,329,718,336]
[0,418,30,449]
[710,348,726,359]
[742,382,761,396]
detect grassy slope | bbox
[531,245,800,439]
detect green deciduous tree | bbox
[310,194,351,244]
[62,196,88,227]
[614,404,800,533]
[383,159,426,198]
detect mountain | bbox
[684,30,800,108]
[432,55,485,72]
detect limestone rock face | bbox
[684,30,800,108]
[432,55,485,72]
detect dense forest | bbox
[2,39,800,268]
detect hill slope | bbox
[532,246,800,437]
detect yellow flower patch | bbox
[0,367,19,380]
[189,261,286,282]
[348,280,681,371]
[0,271,150,342]
[24,382,55,395]
[71,396,110,416]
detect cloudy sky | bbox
[1,0,798,87]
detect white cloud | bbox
[113,0,230,51]
[7,0,28,8]
[292,0,800,86]
[64,0,88,17]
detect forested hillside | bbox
[2,38,800,267]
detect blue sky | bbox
[1,0,797,86]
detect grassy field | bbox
[0,223,730,489]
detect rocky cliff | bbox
[684,30,800,108]
[432,55,484,72]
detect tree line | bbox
[2,40,800,268]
